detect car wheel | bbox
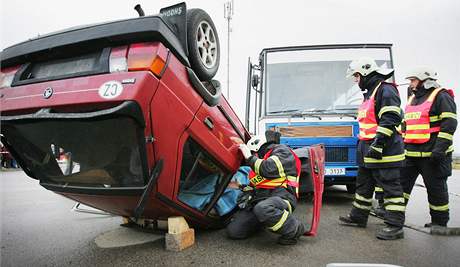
[186,8,220,81]
[346,184,356,194]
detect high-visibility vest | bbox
[248,148,301,198]
[357,83,381,140]
[404,88,443,144]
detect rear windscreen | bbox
[1,117,147,188]
[29,52,101,79]
[14,48,109,85]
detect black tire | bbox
[186,8,220,81]
[346,184,356,194]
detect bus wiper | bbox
[330,108,358,119]
[300,113,322,120]
[334,105,359,111]
[290,110,324,120]
[303,109,358,119]
[268,109,301,114]
[337,113,357,119]
[302,108,329,113]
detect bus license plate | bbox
[325,168,346,176]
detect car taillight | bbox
[109,45,129,73]
[109,42,169,77]
[0,66,20,89]
[127,42,168,77]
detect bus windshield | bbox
[264,47,393,116]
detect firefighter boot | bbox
[339,214,367,228]
[376,225,404,240]
[371,202,386,219]
[277,223,307,245]
[424,222,447,227]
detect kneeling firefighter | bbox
[226,130,307,245]
[339,57,406,240]
[401,67,457,232]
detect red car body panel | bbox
[0,42,253,227]
[0,9,324,230]
[305,145,325,236]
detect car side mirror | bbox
[251,74,260,88]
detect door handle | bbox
[204,117,214,130]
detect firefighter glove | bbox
[237,190,253,209]
[430,151,445,163]
[366,144,383,159]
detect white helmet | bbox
[346,57,394,78]
[405,66,438,81]
[246,135,267,152]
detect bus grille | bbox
[325,147,349,162]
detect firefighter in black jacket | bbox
[226,130,306,245]
[401,67,457,229]
[339,57,406,240]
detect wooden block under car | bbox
[165,228,195,251]
[165,216,195,251]
[167,216,190,234]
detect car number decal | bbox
[98,81,123,99]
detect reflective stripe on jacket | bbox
[248,146,301,198]
[403,87,457,158]
[404,88,443,144]
[356,81,405,168]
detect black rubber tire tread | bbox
[186,8,220,81]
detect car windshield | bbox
[1,117,147,188]
[264,47,393,115]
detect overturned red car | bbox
[0,3,324,232]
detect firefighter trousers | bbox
[226,196,302,239]
[350,167,405,227]
[400,159,450,226]
[374,185,384,205]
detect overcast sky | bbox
[1,0,460,148]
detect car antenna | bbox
[134,4,145,17]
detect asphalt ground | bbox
[1,169,459,267]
